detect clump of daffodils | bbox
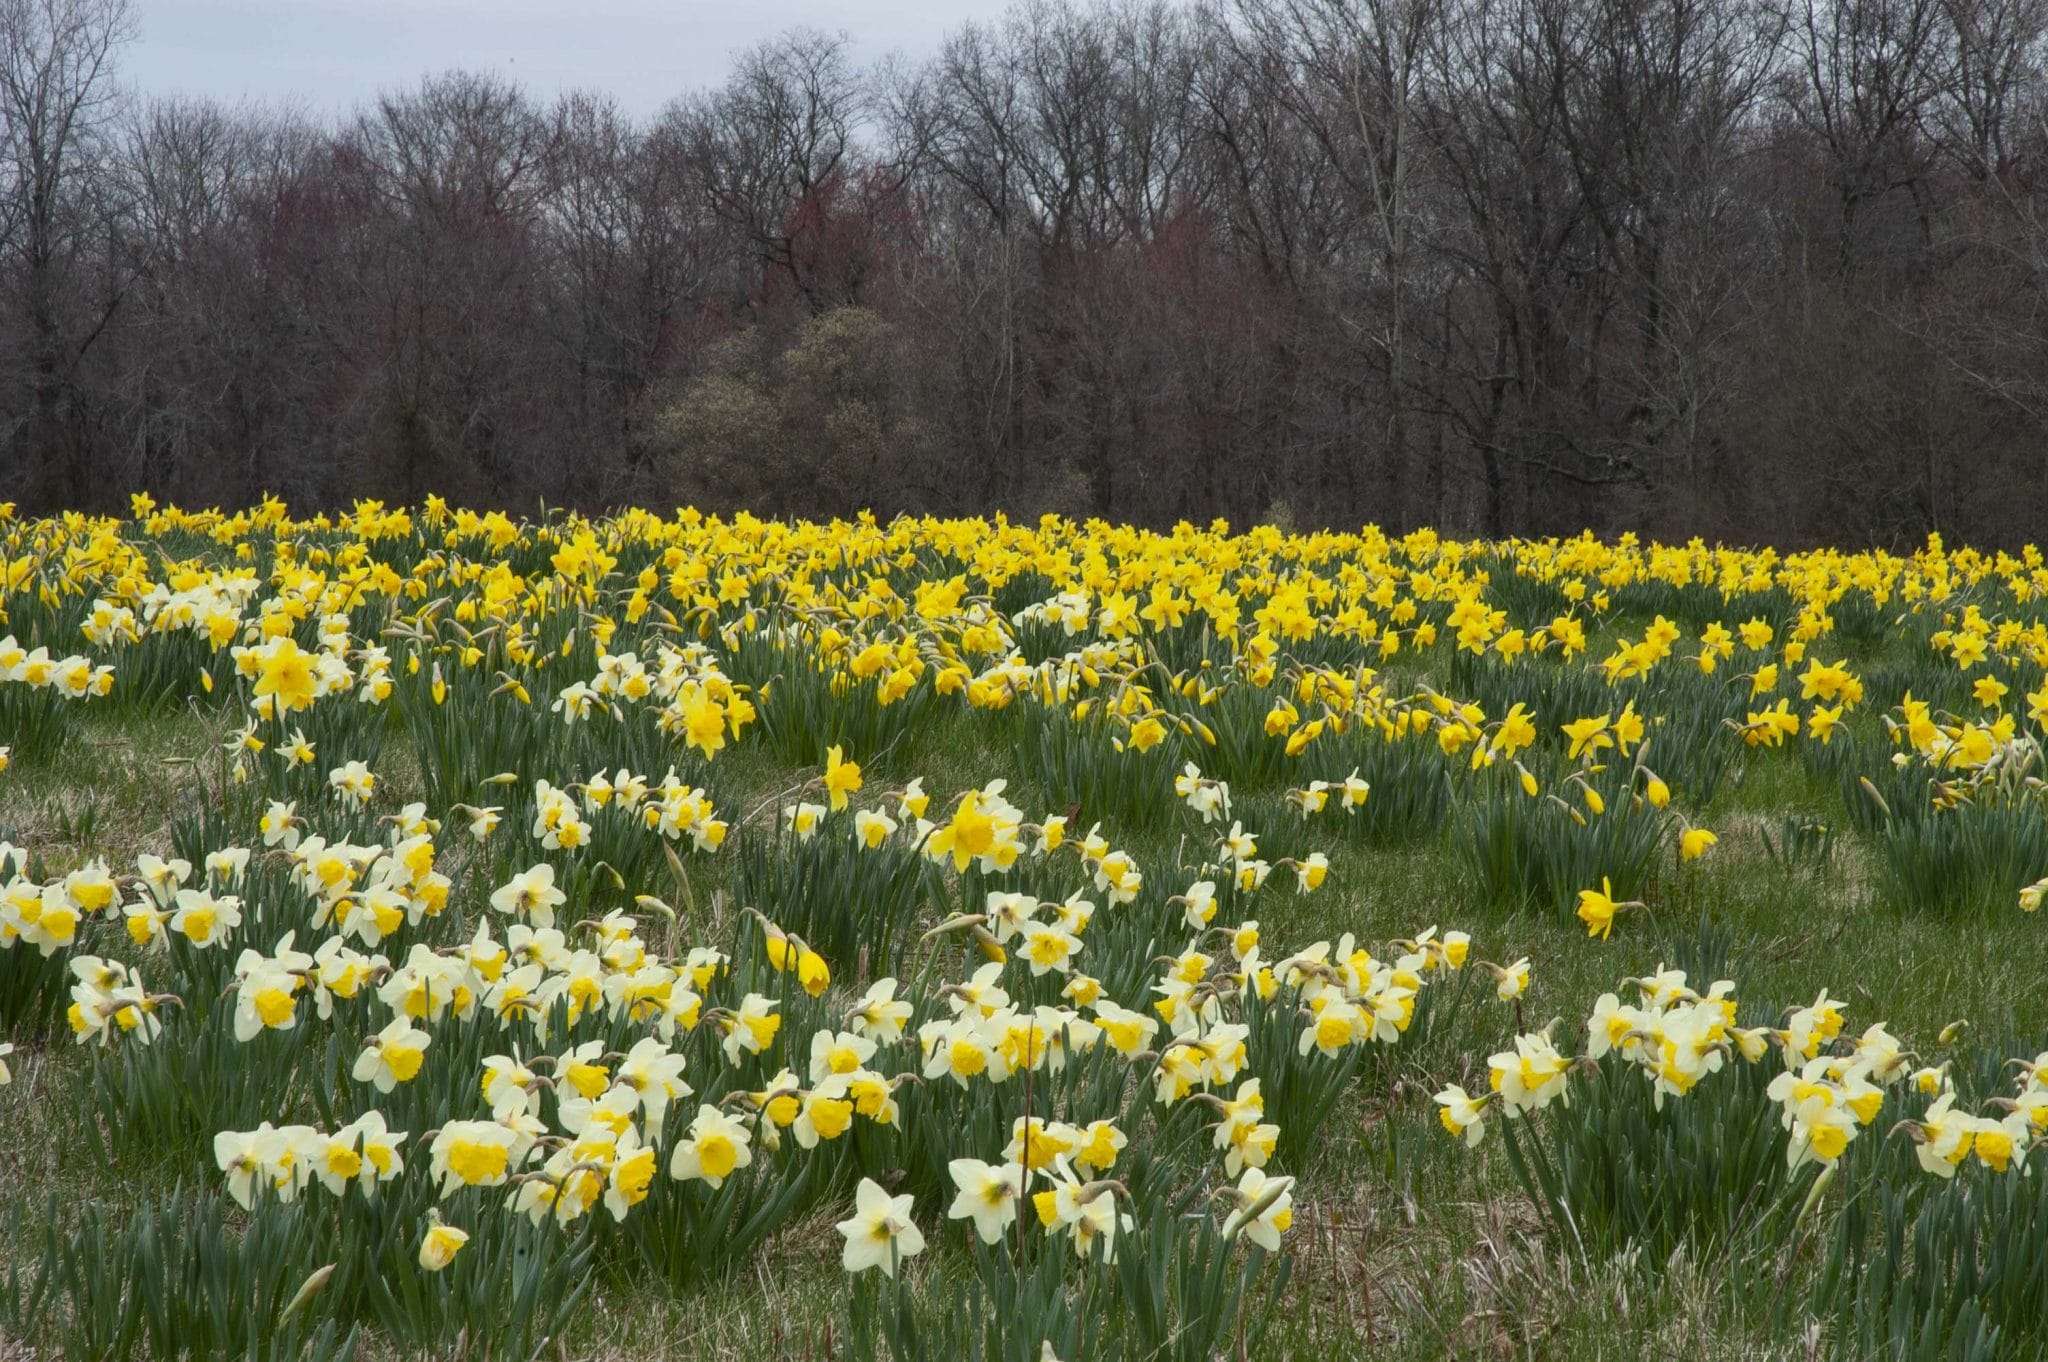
[1434,972,2047,1184]
[143,749,1476,1295]
[23,496,2048,1345]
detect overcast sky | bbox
[121,0,1015,119]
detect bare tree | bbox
[1783,0,1950,270]
[665,29,866,311]
[0,0,2045,544]
[1930,0,2047,175]
[1229,0,1443,524]
[0,0,134,506]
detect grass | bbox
[0,706,222,872]
[4,693,2042,1362]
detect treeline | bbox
[5,0,2048,544]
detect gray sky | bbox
[122,0,1015,119]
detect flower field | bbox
[1,498,2045,1361]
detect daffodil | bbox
[418,1222,469,1271]
[849,978,913,1043]
[836,1177,925,1276]
[1562,714,1613,761]
[669,1104,753,1187]
[215,1123,295,1209]
[1487,1033,1572,1114]
[820,745,863,810]
[1490,957,1531,1001]
[947,1158,1023,1243]
[1222,1167,1294,1251]
[1433,1084,1490,1146]
[489,864,566,928]
[428,1121,524,1195]
[353,1016,430,1092]
[1576,879,1622,939]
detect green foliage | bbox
[1496,1051,1812,1267]
[658,310,939,517]
[737,813,931,980]
[0,939,71,1038]
[1455,766,1667,914]
[1758,814,1841,878]
[0,682,85,766]
[4,1188,360,1362]
[1011,705,1177,832]
[844,1184,1294,1362]
[619,1143,829,1293]
[1869,801,2048,917]
[1807,1148,2048,1361]
[1305,732,1453,846]
[728,633,936,769]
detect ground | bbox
[3,696,2039,1360]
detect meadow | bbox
[0,498,2044,1361]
